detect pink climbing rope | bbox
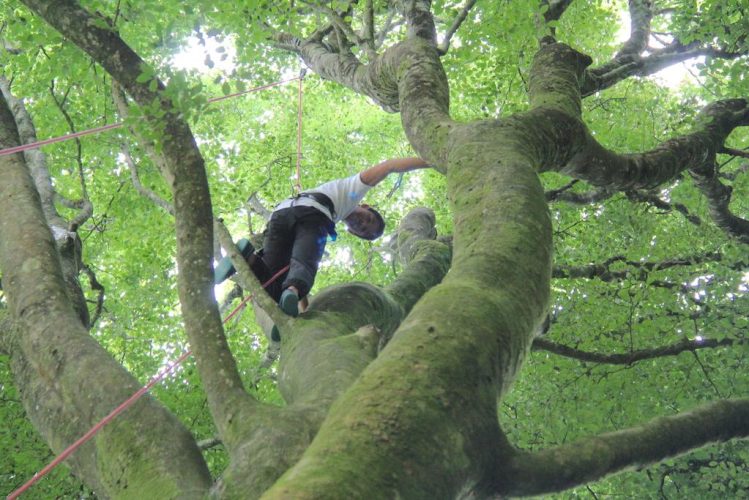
[0,76,303,158]
[0,122,124,157]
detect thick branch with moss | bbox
[0,87,211,497]
[22,0,256,445]
[616,0,653,57]
[499,399,749,496]
[396,0,437,43]
[213,208,451,497]
[277,11,452,166]
[579,0,746,96]
[690,161,749,243]
[560,99,749,196]
[584,42,744,96]
[0,74,90,325]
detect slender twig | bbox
[48,81,94,231]
[691,350,723,397]
[300,0,362,47]
[375,9,400,49]
[544,180,578,200]
[437,0,478,55]
[532,336,744,365]
[625,190,702,226]
[120,143,174,215]
[81,264,105,328]
[49,80,89,201]
[720,146,749,159]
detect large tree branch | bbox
[689,161,749,244]
[361,0,376,54]
[532,336,745,365]
[21,0,252,448]
[556,95,749,240]
[498,399,749,496]
[581,0,746,97]
[560,99,749,200]
[0,86,211,497]
[381,207,451,346]
[263,41,586,500]
[216,207,451,497]
[583,41,743,96]
[0,75,62,227]
[395,0,437,43]
[0,75,89,325]
[617,0,653,57]
[277,34,452,166]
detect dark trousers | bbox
[260,206,330,302]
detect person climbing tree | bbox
[215,157,431,337]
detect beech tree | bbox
[1,0,748,498]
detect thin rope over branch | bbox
[0,76,303,158]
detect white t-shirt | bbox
[273,173,372,222]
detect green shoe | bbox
[279,289,299,317]
[270,325,281,342]
[214,238,254,284]
[270,289,299,342]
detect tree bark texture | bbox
[7,1,749,498]
[20,0,257,449]
[0,87,212,498]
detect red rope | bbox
[0,123,124,158]
[7,264,290,499]
[0,76,303,158]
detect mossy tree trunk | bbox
[4,1,749,498]
[0,83,212,498]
